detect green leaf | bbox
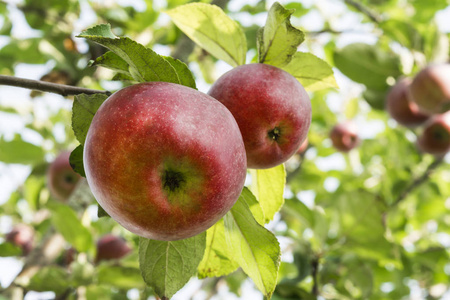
[24,175,45,210]
[282,52,338,91]
[90,51,131,75]
[77,24,181,84]
[97,265,144,289]
[0,135,45,165]
[198,219,239,278]
[69,145,85,177]
[139,232,206,299]
[72,93,108,145]
[223,196,281,299]
[162,56,197,89]
[97,203,110,218]
[27,266,70,294]
[240,187,264,225]
[167,3,247,67]
[258,2,305,67]
[50,203,94,252]
[251,164,286,223]
[0,242,22,257]
[333,43,402,90]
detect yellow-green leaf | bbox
[251,164,286,223]
[167,3,247,67]
[282,52,338,91]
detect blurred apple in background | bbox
[408,64,450,114]
[5,224,34,255]
[417,111,450,156]
[330,121,360,152]
[95,234,131,263]
[47,151,82,202]
[386,78,430,127]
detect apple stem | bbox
[0,75,111,97]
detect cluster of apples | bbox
[386,63,450,156]
[83,63,311,241]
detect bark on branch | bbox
[0,75,111,97]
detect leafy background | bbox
[0,0,450,299]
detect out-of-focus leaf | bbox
[97,265,144,289]
[0,135,45,165]
[49,202,94,252]
[333,43,402,90]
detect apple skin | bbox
[330,122,360,152]
[208,63,312,169]
[386,78,430,127]
[417,111,450,156]
[5,224,34,255]
[408,64,450,114]
[84,82,247,241]
[47,151,82,202]
[95,234,131,263]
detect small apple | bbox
[296,138,309,154]
[5,224,34,255]
[330,121,360,152]
[47,151,82,202]
[84,82,247,241]
[95,234,131,263]
[386,78,430,127]
[417,111,450,156]
[408,64,450,114]
[208,63,311,169]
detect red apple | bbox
[386,78,430,127]
[5,224,34,255]
[208,63,311,169]
[95,234,131,263]
[330,121,360,152]
[84,82,247,241]
[47,151,82,202]
[417,111,450,156]
[296,138,309,154]
[408,64,450,114]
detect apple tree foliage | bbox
[0,0,449,299]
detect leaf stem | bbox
[0,75,111,97]
[391,157,445,207]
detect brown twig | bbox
[344,0,383,23]
[391,157,445,207]
[0,75,111,97]
[311,257,319,296]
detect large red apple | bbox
[208,63,311,169]
[386,78,430,127]
[330,121,360,152]
[84,82,247,241]
[417,111,450,156]
[47,151,82,202]
[95,234,131,263]
[408,64,450,114]
[5,224,34,255]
